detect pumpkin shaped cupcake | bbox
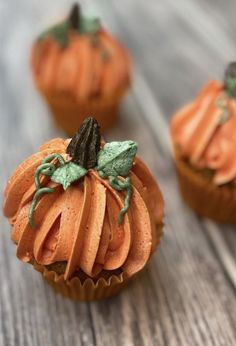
[31,3,130,135]
[4,117,164,301]
[170,62,236,223]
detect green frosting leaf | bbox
[37,17,101,48]
[96,141,138,177]
[225,77,236,99]
[79,17,101,35]
[51,162,87,190]
[38,21,70,48]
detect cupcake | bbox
[4,117,164,301]
[31,3,130,135]
[170,62,236,223]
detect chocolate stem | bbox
[69,3,81,30]
[67,117,101,169]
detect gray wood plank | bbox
[0,1,236,346]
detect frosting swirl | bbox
[4,138,163,280]
[171,80,236,185]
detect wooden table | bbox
[1,1,236,345]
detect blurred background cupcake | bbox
[170,62,236,223]
[31,3,130,135]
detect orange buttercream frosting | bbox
[4,138,163,280]
[171,80,236,185]
[31,29,130,100]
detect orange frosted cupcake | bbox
[4,117,164,301]
[170,62,236,223]
[31,4,130,135]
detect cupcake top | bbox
[31,3,130,100]
[171,62,236,185]
[4,118,163,280]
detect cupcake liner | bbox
[32,221,163,301]
[36,82,129,136]
[33,263,129,301]
[175,154,236,223]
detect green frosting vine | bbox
[216,93,230,125]
[29,187,54,229]
[108,176,133,223]
[28,119,138,229]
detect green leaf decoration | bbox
[80,17,101,35]
[38,21,70,48]
[225,77,236,99]
[224,62,236,99]
[37,17,101,48]
[96,141,138,177]
[51,162,87,190]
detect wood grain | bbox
[0,1,236,345]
